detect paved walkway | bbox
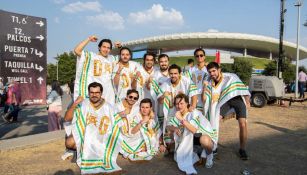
[0,93,71,140]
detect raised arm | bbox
[64,96,84,122]
[74,35,98,57]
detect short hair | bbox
[120,47,133,58]
[98,39,112,50]
[188,59,194,64]
[126,89,139,98]
[143,53,156,61]
[140,98,152,107]
[88,82,103,93]
[194,48,206,56]
[158,54,169,61]
[207,62,220,70]
[168,64,181,74]
[174,93,189,106]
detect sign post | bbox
[0,10,47,105]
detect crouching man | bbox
[166,93,217,174]
[64,82,123,174]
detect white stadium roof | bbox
[122,32,307,60]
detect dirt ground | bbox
[0,101,306,175]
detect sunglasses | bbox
[128,95,138,100]
[195,54,204,58]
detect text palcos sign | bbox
[0,10,47,105]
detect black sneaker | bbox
[239,149,249,160]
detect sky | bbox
[1,0,307,66]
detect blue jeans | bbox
[298,81,305,98]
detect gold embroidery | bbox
[104,64,111,74]
[99,116,110,135]
[93,60,102,76]
[121,73,129,88]
[212,93,220,103]
[87,115,98,126]
[121,117,129,135]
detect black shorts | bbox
[220,96,247,119]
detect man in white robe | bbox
[203,62,250,160]
[64,82,123,174]
[158,64,199,147]
[136,53,156,101]
[112,47,140,103]
[74,35,120,105]
[120,98,161,161]
[187,48,210,111]
[167,93,216,174]
[150,54,170,126]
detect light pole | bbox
[54,57,58,81]
[294,0,302,98]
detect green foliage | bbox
[47,64,57,85]
[263,61,277,76]
[232,58,253,84]
[282,59,296,84]
[262,59,296,84]
[47,52,76,85]
[220,63,233,73]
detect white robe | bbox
[119,112,161,161]
[136,65,156,101]
[188,65,210,111]
[71,99,123,174]
[74,51,116,105]
[159,76,199,144]
[203,73,250,146]
[112,61,140,103]
[168,110,216,174]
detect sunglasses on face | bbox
[128,95,138,100]
[195,54,204,58]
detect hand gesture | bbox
[88,35,98,42]
[74,96,84,105]
[149,110,155,119]
[159,144,167,153]
[114,41,122,48]
[174,127,182,136]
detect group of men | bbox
[64,35,251,174]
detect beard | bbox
[90,97,100,104]
[160,65,168,71]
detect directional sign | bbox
[0,10,47,105]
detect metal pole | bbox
[295,1,302,98]
[56,60,59,81]
[278,0,286,79]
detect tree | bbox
[263,59,296,84]
[47,52,77,85]
[57,52,77,85]
[263,61,277,76]
[47,63,57,85]
[232,58,253,84]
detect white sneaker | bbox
[61,149,74,160]
[205,153,214,168]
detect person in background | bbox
[2,82,16,123]
[183,58,194,73]
[298,68,307,99]
[0,77,4,107]
[67,78,75,108]
[47,80,63,131]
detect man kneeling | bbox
[64,82,123,174]
[166,93,217,174]
[120,98,161,161]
